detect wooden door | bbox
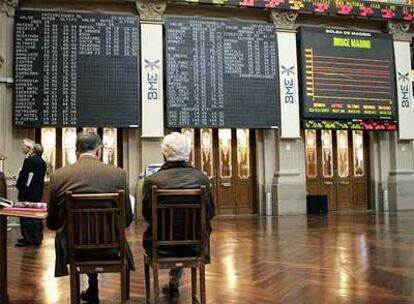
[305,129,369,210]
[185,128,255,215]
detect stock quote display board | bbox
[166,18,279,128]
[14,10,140,127]
[300,27,397,122]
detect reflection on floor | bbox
[5,212,414,303]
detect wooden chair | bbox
[144,185,207,304]
[66,190,130,304]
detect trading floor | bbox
[5,212,414,303]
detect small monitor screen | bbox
[145,164,163,178]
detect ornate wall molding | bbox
[387,21,411,41]
[0,0,18,17]
[136,0,167,22]
[270,10,298,31]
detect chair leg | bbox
[144,262,150,304]
[121,266,127,304]
[75,273,80,302]
[126,270,130,300]
[70,273,80,304]
[191,267,197,304]
[152,264,159,304]
[200,264,206,304]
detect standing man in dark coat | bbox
[16,139,47,247]
[0,171,6,199]
[142,132,215,300]
[47,131,135,304]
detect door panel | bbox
[235,179,253,214]
[352,130,368,209]
[353,180,368,209]
[321,130,337,210]
[217,129,235,214]
[305,130,321,195]
[336,130,352,209]
[235,129,253,214]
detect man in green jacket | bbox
[142,132,215,300]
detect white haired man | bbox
[142,132,215,300]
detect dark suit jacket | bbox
[47,155,134,277]
[16,155,46,202]
[0,172,6,198]
[142,161,215,260]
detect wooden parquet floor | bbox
[4,212,414,304]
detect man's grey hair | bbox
[76,131,102,154]
[22,138,34,149]
[32,143,44,156]
[161,132,191,162]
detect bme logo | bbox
[144,59,160,100]
[281,65,295,104]
[398,71,410,108]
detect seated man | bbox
[142,132,215,300]
[47,131,135,304]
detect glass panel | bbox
[62,128,77,167]
[237,129,250,179]
[200,128,213,177]
[181,128,195,166]
[41,128,56,181]
[305,129,317,178]
[83,127,97,133]
[353,131,365,177]
[321,130,333,178]
[103,128,117,166]
[219,129,232,178]
[337,130,349,178]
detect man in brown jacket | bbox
[47,131,134,304]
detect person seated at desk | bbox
[47,131,135,304]
[142,132,215,300]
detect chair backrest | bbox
[66,190,126,265]
[151,185,207,262]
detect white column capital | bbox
[136,0,167,23]
[0,0,18,17]
[270,10,298,31]
[387,21,411,41]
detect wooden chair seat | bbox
[144,186,208,304]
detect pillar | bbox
[0,0,30,201]
[386,22,414,211]
[270,10,306,215]
[134,0,167,216]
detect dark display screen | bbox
[14,10,140,127]
[300,27,397,121]
[165,18,279,128]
